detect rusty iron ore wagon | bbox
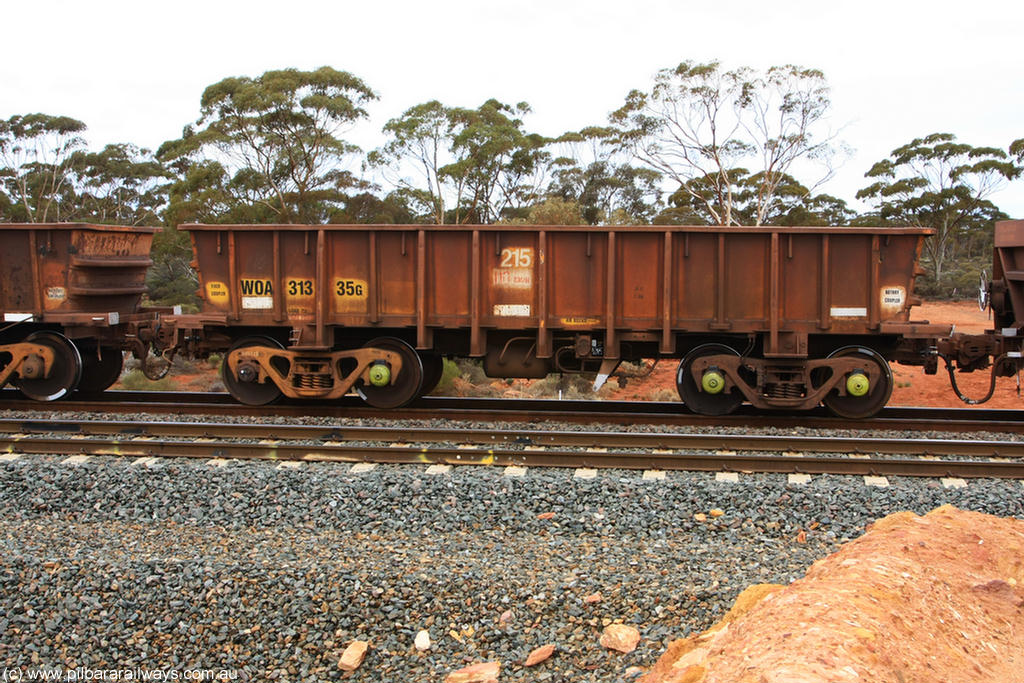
[936,218,1024,404]
[150,223,963,418]
[0,223,158,399]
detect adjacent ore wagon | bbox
[155,223,950,418]
[0,223,158,399]
[937,218,1024,404]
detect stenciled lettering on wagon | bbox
[240,278,274,296]
[81,232,136,257]
[334,278,367,299]
[500,247,533,268]
[560,317,600,327]
[492,246,534,290]
[240,278,274,310]
[285,277,316,316]
[880,286,906,312]
[206,281,229,303]
[287,278,314,297]
[45,286,67,302]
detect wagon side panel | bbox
[547,231,607,329]
[615,231,662,329]
[995,220,1024,327]
[482,230,539,328]
[424,230,473,325]
[0,229,39,317]
[723,233,770,326]
[672,232,718,330]
[1,224,156,320]
[190,229,234,316]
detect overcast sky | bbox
[4,0,1022,218]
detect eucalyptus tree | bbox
[370,99,549,224]
[158,67,376,223]
[547,126,662,225]
[0,113,87,222]
[661,170,853,226]
[1012,138,1024,164]
[448,99,550,223]
[610,61,837,226]
[856,133,1021,292]
[75,143,170,225]
[368,100,451,223]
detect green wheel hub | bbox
[701,369,725,394]
[368,363,391,387]
[846,371,870,397]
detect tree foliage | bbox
[146,225,198,307]
[661,170,853,226]
[371,99,549,224]
[856,133,1021,291]
[547,126,662,224]
[0,113,88,222]
[1011,138,1024,164]
[611,61,836,226]
[4,62,1024,303]
[75,143,169,225]
[158,67,376,223]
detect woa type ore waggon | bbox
[2,221,1024,419]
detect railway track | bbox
[2,416,1023,479]
[2,389,1024,433]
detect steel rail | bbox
[2,419,1023,478]
[2,435,1023,478]
[1,418,1023,459]
[2,391,1023,433]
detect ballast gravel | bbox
[0,420,1022,681]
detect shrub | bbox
[430,358,462,395]
[118,368,176,391]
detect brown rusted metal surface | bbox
[182,223,935,350]
[0,341,55,388]
[177,223,941,412]
[0,223,157,319]
[225,344,403,400]
[932,220,1024,405]
[0,223,160,396]
[992,219,1024,330]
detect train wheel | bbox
[821,346,893,419]
[223,336,284,406]
[676,343,744,416]
[356,337,423,409]
[15,331,82,401]
[76,346,124,393]
[419,354,445,396]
